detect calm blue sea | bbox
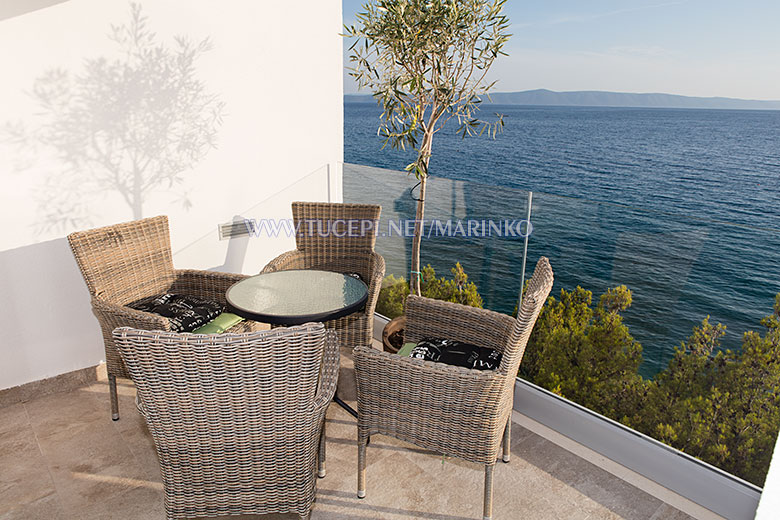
[344,103,780,375]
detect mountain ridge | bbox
[344,88,780,110]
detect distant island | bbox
[345,89,780,110]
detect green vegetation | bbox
[627,301,780,485]
[345,0,509,295]
[381,265,780,486]
[519,286,645,421]
[376,263,482,318]
[522,287,780,486]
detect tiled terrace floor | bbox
[1,353,714,520]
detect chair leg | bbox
[109,374,120,421]
[357,439,367,499]
[483,463,495,520]
[502,416,511,463]
[318,423,327,478]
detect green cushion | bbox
[192,312,244,334]
[397,342,417,357]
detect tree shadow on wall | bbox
[3,2,225,234]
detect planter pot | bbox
[382,316,406,353]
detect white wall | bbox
[755,433,780,518]
[0,0,343,389]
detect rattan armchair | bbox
[68,215,260,420]
[353,257,554,520]
[113,323,338,520]
[261,202,385,347]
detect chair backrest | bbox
[112,324,328,495]
[499,256,554,374]
[291,202,381,259]
[67,216,176,304]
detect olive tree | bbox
[345,0,510,294]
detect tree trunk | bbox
[410,174,427,295]
[410,131,434,296]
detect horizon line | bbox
[344,88,780,104]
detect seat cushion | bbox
[409,337,502,370]
[397,342,417,357]
[192,312,244,334]
[129,293,223,332]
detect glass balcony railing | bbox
[343,161,780,488]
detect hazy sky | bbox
[343,0,780,100]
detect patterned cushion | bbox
[130,293,224,332]
[410,337,502,371]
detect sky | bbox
[342,0,780,100]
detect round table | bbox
[226,269,369,418]
[226,269,369,325]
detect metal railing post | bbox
[516,191,533,313]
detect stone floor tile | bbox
[1,372,700,520]
[0,453,57,512]
[23,388,105,440]
[649,503,697,520]
[0,387,26,410]
[514,430,664,519]
[80,378,137,421]
[77,484,164,520]
[33,412,152,514]
[0,404,29,436]
[0,491,64,520]
[112,416,162,483]
[0,409,57,513]
[86,382,164,484]
[336,346,357,402]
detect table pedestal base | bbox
[333,394,357,418]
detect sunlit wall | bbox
[0,0,343,389]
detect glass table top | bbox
[226,269,368,325]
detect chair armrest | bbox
[312,330,340,415]
[171,269,250,305]
[91,297,171,332]
[404,295,515,353]
[353,345,509,422]
[261,250,307,273]
[365,251,385,316]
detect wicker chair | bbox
[113,323,338,520]
[261,202,385,347]
[353,257,554,520]
[68,215,260,420]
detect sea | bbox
[343,102,780,375]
